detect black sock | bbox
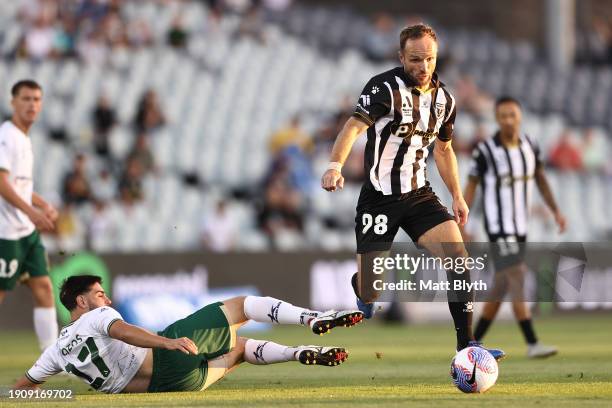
[448,301,473,349]
[518,319,538,345]
[446,269,474,349]
[474,317,492,341]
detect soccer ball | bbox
[450,346,499,393]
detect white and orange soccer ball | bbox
[450,346,499,393]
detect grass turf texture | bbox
[1,314,611,408]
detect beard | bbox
[404,68,431,87]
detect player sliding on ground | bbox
[14,275,363,393]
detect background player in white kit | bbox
[14,275,363,393]
[0,80,58,350]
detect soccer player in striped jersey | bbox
[321,24,504,360]
[463,96,567,358]
[14,275,362,393]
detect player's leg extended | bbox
[222,296,363,336]
[243,336,348,367]
[418,220,505,359]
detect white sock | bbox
[243,296,319,326]
[33,307,58,350]
[244,339,299,365]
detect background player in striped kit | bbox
[321,24,503,359]
[463,96,567,358]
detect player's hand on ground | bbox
[554,210,567,233]
[27,209,55,232]
[165,337,198,355]
[321,169,344,191]
[452,196,469,226]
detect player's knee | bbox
[234,336,247,353]
[444,242,468,260]
[30,278,54,306]
[230,337,248,365]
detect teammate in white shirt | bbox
[15,275,364,393]
[0,80,59,350]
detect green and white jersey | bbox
[25,307,148,394]
[0,120,35,239]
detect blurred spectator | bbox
[578,17,612,65]
[62,154,92,206]
[262,0,292,13]
[363,13,397,62]
[127,19,153,48]
[91,169,117,203]
[269,115,313,156]
[77,31,109,65]
[92,95,117,157]
[118,157,145,204]
[342,137,366,184]
[167,16,189,48]
[87,200,117,249]
[453,75,494,118]
[278,146,313,194]
[223,0,253,15]
[314,95,353,153]
[581,128,607,172]
[258,160,305,238]
[548,131,583,171]
[237,4,267,44]
[54,203,85,253]
[25,16,56,60]
[204,0,224,23]
[127,134,157,176]
[54,17,78,58]
[199,200,237,252]
[134,90,166,134]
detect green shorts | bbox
[148,301,235,393]
[0,231,49,291]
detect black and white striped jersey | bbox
[352,67,456,195]
[469,133,542,237]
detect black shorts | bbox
[488,234,527,270]
[355,183,454,254]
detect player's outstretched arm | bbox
[109,320,198,355]
[321,117,369,192]
[434,140,468,226]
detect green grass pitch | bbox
[1,314,611,407]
